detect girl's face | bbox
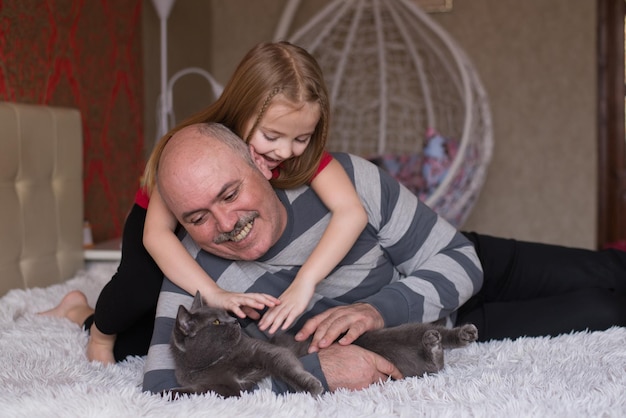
[245,97,321,172]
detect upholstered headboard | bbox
[0,102,84,296]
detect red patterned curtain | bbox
[0,0,145,242]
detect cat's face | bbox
[172,292,242,356]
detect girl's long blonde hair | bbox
[143,41,330,193]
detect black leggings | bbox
[87,203,164,361]
[457,232,626,341]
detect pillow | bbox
[368,128,458,201]
[368,153,425,196]
[421,128,458,197]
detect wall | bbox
[0,0,145,242]
[143,0,597,249]
[435,0,597,249]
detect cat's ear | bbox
[176,305,194,336]
[192,291,204,309]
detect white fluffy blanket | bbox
[1,262,625,418]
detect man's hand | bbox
[318,344,403,391]
[295,303,384,352]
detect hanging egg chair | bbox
[275,0,493,227]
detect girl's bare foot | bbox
[38,290,93,326]
[40,291,116,364]
[87,323,116,365]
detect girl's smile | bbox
[246,97,321,170]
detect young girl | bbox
[42,41,367,363]
[141,41,368,336]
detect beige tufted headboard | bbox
[0,102,84,296]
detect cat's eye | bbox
[213,319,220,325]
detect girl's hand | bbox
[204,289,280,320]
[258,281,315,334]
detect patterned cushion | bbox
[368,128,458,201]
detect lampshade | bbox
[151,0,176,20]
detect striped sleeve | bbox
[345,154,483,326]
[142,279,192,393]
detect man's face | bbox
[159,131,286,261]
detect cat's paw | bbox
[423,329,442,351]
[422,329,445,372]
[458,324,478,345]
[304,376,325,396]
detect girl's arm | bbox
[144,188,279,319]
[259,158,368,333]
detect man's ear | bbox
[249,144,273,180]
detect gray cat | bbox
[171,291,478,397]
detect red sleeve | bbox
[272,151,333,182]
[311,151,333,181]
[134,187,150,209]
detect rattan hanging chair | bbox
[275,0,493,227]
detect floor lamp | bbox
[151,0,176,144]
[150,0,223,146]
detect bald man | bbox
[143,122,482,394]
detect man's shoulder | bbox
[329,152,381,178]
[330,152,363,166]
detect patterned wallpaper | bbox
[0,0,145,242]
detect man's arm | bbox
[352,154,483,327]
[294,155,483,351]
[270,344,402,394]
[318,344,403,391]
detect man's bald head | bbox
[158,124,256,184]
[156,123,286,261]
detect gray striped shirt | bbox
[142,153,483,394]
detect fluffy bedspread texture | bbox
[1,262,625,418]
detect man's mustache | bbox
[213,212,259,244]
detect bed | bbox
[0,103,624,417]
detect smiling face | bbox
[158,124,287,261]
[245,96,321,173]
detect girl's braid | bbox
[245,86,282,143]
